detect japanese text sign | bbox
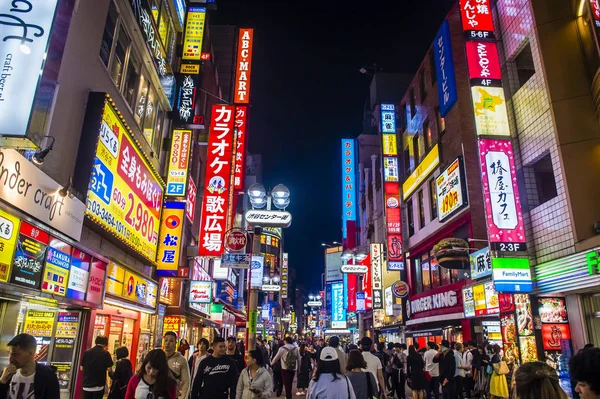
[0,209,20,283]
[123,270,157,308]
[233,106,248,191]
[385,182,403,266]
[157,202,185,277]
[176,75,198,124]
[433,21,458,117]
[281,253,289,299]
[466,41,502,83]
[10,222,49,290]
[471,86,510,136]
[234,29,254,103]
[198,105,235,256]
[459,0,495,36]
[381,104,396,133]
[331,282,347,329]
[341,139,357,238]
[384,157,399,182]
[479,140,527,251]
[42,238,72,297]
[189,280,212,304]
[67,248,90,301]
[370,243,384,291]
[24,310,55,338]
[182,7,207,61]
[166,130,192,196]
[86,98,164,262]
[470,247,492,279]
[186,178,197,223]
[436,157,468,222]
[382,134,398,156]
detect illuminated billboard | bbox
[433,21,458,117]
[233,106,248,191]
[234,29,254,103]
[331,282,347,329]
[166,130,192,196]
[182,7,207,61]
[471,86,510,137]
[156,202,185,277]
[381,104,396,133]
[436,157,468,222]
[459,0,495,37]
[341,139,357,238]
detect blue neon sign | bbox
[331,282,347,329]
[381,104,396,133]
[433,20,458,117]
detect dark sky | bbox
[214,1,454,292]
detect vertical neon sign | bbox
[341,139,357,239]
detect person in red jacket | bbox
[125,349,177,399]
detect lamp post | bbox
[246,183,291,351]
[305,293,323,337]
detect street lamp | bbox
[321,241,342,248]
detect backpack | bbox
[283,347,298,370]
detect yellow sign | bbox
[0,209,20,282]
[163,316,181,333]
[402,144,440,199]
[182,7,206,61]
[24,310,55,338]
[382,134,398,156]
[180,64,200,74]
[473,284,486,312]
[166,130,192,197]
[471,86,510,136]
[156,202,185,275]
[106,262,125,296]
[86,98,164,261]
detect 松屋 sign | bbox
[166,130,192,196]
[234,29,254,103]
[341,139,356,238]
[156,202,185,277]
[479,139,527,252]
[189,280,212,304]
[0,0,59,140]
[198,105,235,257]
[436,157,468,222]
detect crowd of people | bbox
[0,332,599,399]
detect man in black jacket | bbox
[433,340,456,399]
[191,337,238,399]
[81,335,114,398]
[0,333,60,399]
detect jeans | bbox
[427,376,440,399]
[442,379,454,399]
[83,390,105,399]
[454,376,464,399]
[281,369,295,399]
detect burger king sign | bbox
[392,281,409,298]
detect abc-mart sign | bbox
[245,210,292,227]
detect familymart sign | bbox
[534,247,600,293]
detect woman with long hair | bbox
[297,344,313,395]
[235,349,272,399]
[489,344,509,399]
[108,346,133,399]
[513,362,567,399]
[407,345,427,399]
[177,338,190,357]
[346,349,378,399]
[307,347,356,399]
[125,349,177,399]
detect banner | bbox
[10,222,49,289]
[250,255,264,288]
[436,157,468,222]
[433,21,458,117]
[182,7,207,61]
[233,106,248,191]
[234,29,254,103]
[0,209,20,282]
[42,238,72,296]
[166,130,192,196]
[156,202,185,276]
[341,139,357,238]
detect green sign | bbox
[586,251,600,275]
[248,310,258,335]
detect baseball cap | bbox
[320,346,339,361]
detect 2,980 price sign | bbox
[86,100,164,261]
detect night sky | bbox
[215,1,454,292]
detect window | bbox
[109,25,131,91]
[429,50,437,84]
[413,134,420,163]
[429,179,438,220]
[435,106,446,136]
[526,153,558,207]
[413,258,422,294]
[418,190,425,228]
[150,0,175,59]
[420,69,427,101]
[417,251,456,292]
[423,120,432,151]
[409,87,416,119]
[407,198,415,236]
[430,258,440,289]
[123,52,141,109]
[99,1,118,67]
[514,43,535,90]
[422,260,431,292]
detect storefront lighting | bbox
[32,136,55,166]
[58,176,72,198]
[355,250,368,262]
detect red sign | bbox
[198,105,235,256]
[234,29,254,103]
[200,52,211,61]
[86,259,106,306]
[224,229,247,252]
[233,106,248,191]
[20,222,50,244]
[193,115,205,125]
[592,0,600,27]
[361,255,372,310]
[541,324,571,351]
[459,0,494,33]
[409,280,467,320]
[385,182,402,263]
[186,178,197,223]
[465,41,502,81]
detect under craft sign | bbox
[0,149,85,240]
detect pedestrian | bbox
[513,361,567,399]
[329,336,348,375]
[473,344,490,398]
[108,346,133,399]
[407,345,426,399]
[385,342,395,394]
[191,337,238,399]
[297,344,313,395]
[359,337,387,398]
[226,336,246,391]
[188,338,210,382]
[125,349,177,399]
[178,339,190,357]
[271,338,284,397]
[346,349,378,399]
[257,339,270,369]
[488,344,508,399]
[374,342,390,393]
[424,342,440,399]
[81,335,114,398]
[0,333,59,399]
[454,343,465,399]
[163,331,191,399]
[569,347,600,399]
[235,349,273,399]
[307,347,356,399]
[270,336,300,399]
[433,340,456,399]
[461,341,475,398]
[390,343,407,399]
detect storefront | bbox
[93,262,158,370]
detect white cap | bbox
[320,347,339,361]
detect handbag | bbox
[365,372,377,399]
[486,364,493,375]
[345,376,351,399]
[424,370,432,381]
[497,361,510,375]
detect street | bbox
[273,375,414,398]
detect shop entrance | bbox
[94,314,135,357]
[583,294,600,347]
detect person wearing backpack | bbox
[270,336,300,399]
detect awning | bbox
[405,312,464,326]
[216,299,247,322]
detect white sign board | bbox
[245,210,292,227]
[385,286,394,316]
[436,157,467,222]
[189,280,212,304]
[0,149,85,240]
[326,251,343,282]
[0,1,59,136]
[261,284,280,292]
[370,243,383,290]
[250,255,264,288]
[341,264,368,274]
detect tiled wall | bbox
[496,0,575,264]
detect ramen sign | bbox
[224,229,247,252]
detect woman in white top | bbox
[235,349,273,398]
[125,349,177,399]
[307,347,356,399]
